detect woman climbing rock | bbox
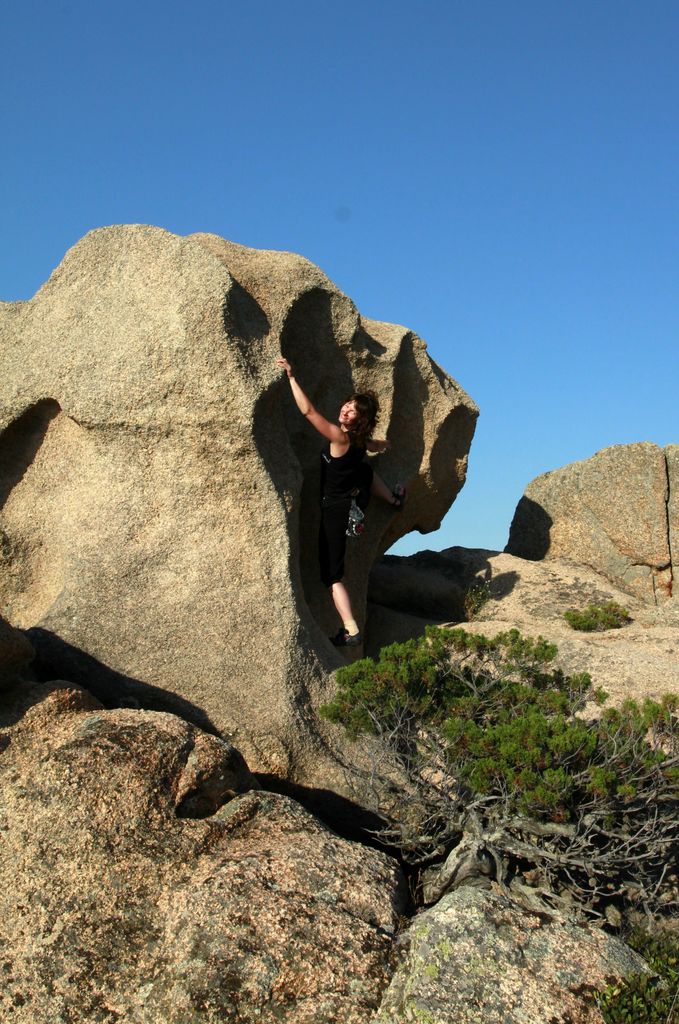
[277,357,405,647]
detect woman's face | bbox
[339,400,359,427]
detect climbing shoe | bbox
[391,485,407,510]
[330,628,363,647]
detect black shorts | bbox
[318,464,373,587]
[319,499,351,587]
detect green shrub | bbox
[321,627,679,920]
[463,581,492,620]
[564,601,631,631]
[597,930,679,1023]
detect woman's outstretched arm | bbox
[276,358,345,443]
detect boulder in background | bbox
[506,443,677,604]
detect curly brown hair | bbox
[346,391,379,448]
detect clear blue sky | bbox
[3,1,677,555]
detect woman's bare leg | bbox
[331,581,356,626]
[371,471,396,503]
[371,471,406,505]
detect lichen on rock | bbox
[376,887,648,1024]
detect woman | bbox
[277,357,405,647]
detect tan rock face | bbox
[0,225,478,782]
[668,444,679,582]
[0,684,405,1023]
[505,443,675,603]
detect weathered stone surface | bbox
[506,443,674,603]
[668,444,679,588]
[376,887,647,1024]
[367,547,679,706]
[0,225,478,784]
[0,613,34,690]
[0,683,406,1023]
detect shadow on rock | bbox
[24,627,221,736]
[0,399,62,510]
[366,547,522,654]
[487,568,520,600]
[258,773,386,846]
[505,496,553,560]
[371,546,521,621]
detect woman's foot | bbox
[391,485,407,510]
[330,627,363,647]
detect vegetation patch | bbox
[463,581,492,621]
[321,627,678,924]
[596,929,679,1023]
[564,601,631,631]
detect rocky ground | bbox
[0,670,406,1024]
[3,565,666,1024]
[368,546,679,707]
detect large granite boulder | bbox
[506,442,678,604]
[0,682,406,1023]
[376,887,647,1024]
[0,225,478,783]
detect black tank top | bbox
[320,444,367,504]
